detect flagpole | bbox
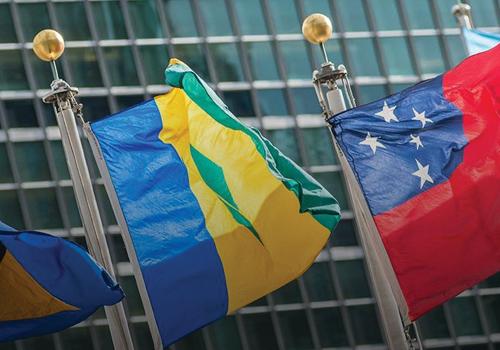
[302,14,413,350]
[32,30,135,350]
[452,2,473,55]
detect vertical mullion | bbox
[153,0,176,59]
[190,0,224,94]
[234,312,251,350]
[360,0,391,95]
[118,0,150,99]
[472,286,495,349]
[443,303,460,350]
[223,0,268,137]
[259,0,312,168]
[265,294,287,350]
[45,0,75,85]
[428,0,453,70]
[82,0,119,113]
[328,0,363,100]
[395,0,424,80]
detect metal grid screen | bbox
[0,0,499,349]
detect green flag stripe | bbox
[190,145,263,244]
[165,63,341,230]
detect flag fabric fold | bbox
[463,28,500,55]
[0,222,124,342]
[87,58,340,347]
[329,45,500,321]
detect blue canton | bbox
[329,75,468,216]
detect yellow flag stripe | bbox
[156,89,330,312]
[0,251,78,321]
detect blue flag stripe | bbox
[91,99,229,346]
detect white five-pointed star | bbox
[375,101,399,123]
[409,134,423,149]
[412,159,434,189]
[359,132,386,154]
[412,108,433,128]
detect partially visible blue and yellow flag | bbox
[87,59,340,347]
[0,221,124,342]
[464,28,500,55]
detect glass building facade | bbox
[0,0,499,349]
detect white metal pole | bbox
[43,80,135,350]
[452,2,474,56]
[323,84,410,350]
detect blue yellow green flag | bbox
[0,221,124,342]
[87,59,341,347]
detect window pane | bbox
[163,0,198,37]
[0,50,28,90]
[128,0,163,38]
[14,142,50,182]
[246,42,279,80]
[280,41,311,80]
[0,144,13,183]
[66,47,103,87]
[222,90,254,117]
[337,259,371,298]
[273,280,302,304]
[369,0,402,30]
[208,316,243,350]
[290,88,321,115]
[0,191,24,229]
[449,297,483,336]
[54,2,91,41]
[116,95,144,110]
[302,127,336,166]
[79,97,110,123]
[279,310,314,350]
[18,3,50,41]
[330,219,358,246]
[446,35,467,67]
[337,0,369,31]
[209,43,244,82]
[403,0,434,29]
[50,140,70,180]
[419,306,451,338]
[25,188,63,229]
[483,295,500,332]
[346,38,381,76]
[233,0,268,35]
[357,85,387,105]
[199,0,232,36]
[4,100,38,128]
[266,128,301,164]
[29,51,55,90]
[435,0,459,29]
[60,327,93,350]
[62,187,81,227]
[313,172,348,210]
[175,329,207,350]
[380,37,414,76]
[303,261,337,301]
[103,47,139,86]
[313,39,344,69]
[174,44,209,81]
[139,45,169,84]
[21,335,54,350]
[0,4,17,43]
[268,0,300,34]
[92,1,128,40]
[349,304,383,344]
[257,89,288,116]
[314,308,349,347]
[471,0,499,27]
[243,313,279,350]
[303,0,331,19]
[413,36,445,75]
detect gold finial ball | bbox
[33,29,65,62]
[302,13,333,44]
